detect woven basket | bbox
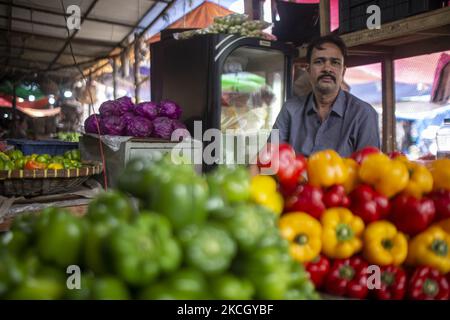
[0,161,103,197]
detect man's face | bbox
[307,42,346,95]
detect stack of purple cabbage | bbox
[84,96,188,139]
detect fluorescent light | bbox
[17,97,24,103]
[49,97,56,105]
[64,90,72,98]
[28,95,35,102]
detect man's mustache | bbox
[318,73,336,82]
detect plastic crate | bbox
[7,139,79,156]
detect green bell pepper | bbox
[6,276,65,300]
[0,152,10,161]
[84,222,115,275]
[36,208,84,267]
[91,277,130,300]
[51,155,65,164]
[241,246,292,299]
[87,191,134,225]
[14,158,25,169]
[149,173,209,231]
[219,204,266,252]
[207,165,251,204]
[64,149,81,161]
[35,155,50,164]
[0,252,26,297]
[181,223,237,275]
[107,213,181,287]
[211,273,254,300]
[7,150,23,161]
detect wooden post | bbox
[134,36,140,104]
[244,0,264,20]
[11,82,17,137]
[112,57,117,100]
[319,0,331,36]
[244,0,254,19]
[381,55,396,153]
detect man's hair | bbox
[306,34,348,64]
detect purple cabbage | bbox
[99,96,134,116]
[159,100,182,119]
[122,112,136,125]
[115,96,135,114]
[126,116,154,137]
[135,102,159,120]
[100,115,126,135]
[84,114,103,134]
[171,120,190,139]
[152,117,174,139]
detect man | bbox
[271,35,380,157]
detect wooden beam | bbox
[341,6,450,47]
[381,55,396,153]
[0,27,119,48]
[47,0,99,71]
[319,0,330,36]
[392,36,450,60]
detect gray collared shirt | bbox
[271,90,380,157]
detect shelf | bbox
[296,6,450,67]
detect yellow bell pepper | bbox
[359,153,409,198]
[307,150,348,188]
[430,159,450,191]
[403,161,433,199]
[47,163,64,170]
[342,158,359,194]
[436,218,450,234]
[363,220,408,266]
[321,207,365,259]
[279,212,322,263]
[406,226,450,274]
[249,175,283,216]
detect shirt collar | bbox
[306,90,346,118]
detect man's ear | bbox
[343,65,347,77]
[306,64,310,73]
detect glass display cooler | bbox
[151,34,297,170]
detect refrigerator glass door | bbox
[220,46,286,164]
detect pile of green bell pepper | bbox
[0,153,319,300]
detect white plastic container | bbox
[436,118,450,159]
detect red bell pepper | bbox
[388,151,406,159]
[349,184,390,224]
[323,184,350,208]
[305,254,330,289]
[351,146,380,165]
[390,194,436,236]
[429,189,450,221]
[284,184,326,219]
[408,266,449,300]
[324,256,369,299]
[24,159,47,170]
[372,265,407,300]
[257,143,306,191]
